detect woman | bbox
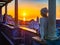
[40,7,48,40]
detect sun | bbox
[23,12,26,16]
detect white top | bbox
[40,17,48,28]
[40,17,48,39]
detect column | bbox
[47,0,58,40]
[5,4,7,14]
[0,7,2,22]
[15,0,18,27]
[4,4,8,23]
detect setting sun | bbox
[23,12,26,16]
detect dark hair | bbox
[40,7,48,18]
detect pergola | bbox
[0,0,12,22]
[0,0,18,27]
[0,0,58,40]
[0,0,12,7]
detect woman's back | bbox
[40,17,48,39]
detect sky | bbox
[2,0,60,21]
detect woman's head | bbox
[40,7,48,17]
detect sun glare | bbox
[22,12,27,21]
[23,17,26,21]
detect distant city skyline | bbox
[2,0,60,21]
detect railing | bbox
[0,23,21,45]
[0,23,42,45]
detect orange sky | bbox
[2,0,60,21]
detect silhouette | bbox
[3,14,7,23]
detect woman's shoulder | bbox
[40,17,48,22]
[40,17,47,20]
